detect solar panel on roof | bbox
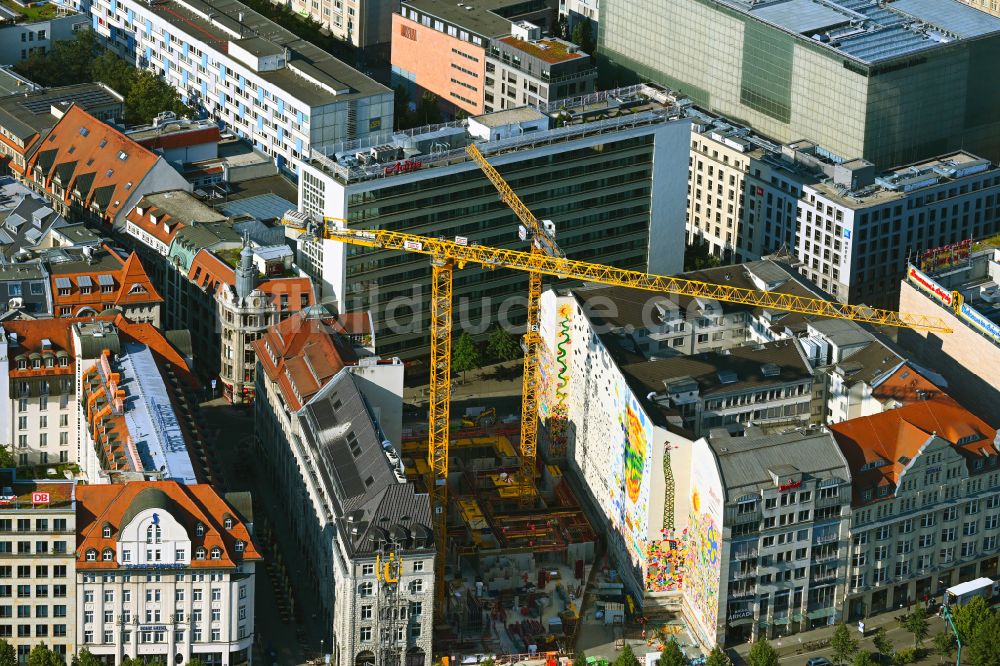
[76,275,93,287]
[55,277,71,289]
[97,274,114,286]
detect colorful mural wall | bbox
[685,439,724,644]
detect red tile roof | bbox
[254,310,359,411]
[26,105,160,224]
[188,249,235,294]
[50,246,162,315]
[133,126,222,152]
[124,203,185,247]
[872,364,943,406]
[76,481,261,570]
[830,396,998,505]
[111,314,198,388]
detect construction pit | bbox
[402,424,602,659]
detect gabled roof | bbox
[254,308,359,411]
[49,245,162,312]
[830,396,998,505]
[187,249,235,294]
[25,105,160,222]
[113,252,162,306]
[76,481,261,569]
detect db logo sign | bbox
[31,492,50,504]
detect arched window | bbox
[195,547,206,560]
[210,547,222,560]
[235,541,245,553]
[102,548,113,561]
[224,517,233,529]
[195,523,204,537]
[85,549,97,561]
[146,524,161,544]
[102,525,111,539]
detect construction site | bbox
[283,138,956,664]
[401,421,603,657]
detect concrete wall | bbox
[897,280,1000,427]
[0,14,88,65]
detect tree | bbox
[902,606,929,648]
[657,641,687,666]
[572,651,588,666]
[186,660,209,666]
[414,92,442,126]
[613,644,640,666]
[746,638,778,666]
[452,331,481,381]
[953,595,993,644]
[683,237,722,271]
[966,611,1000,666]
[873,626,894,662]
[704,646,732,666]
[852,653,877,666]
[831,623,859,665]
[91,51,136,96]
[27,644,62,666]
[931,631,955,665]
[486,325,521,362]
[570,20,595,54]
[14,30,98,87]
[0,640,14,666]
[0,446,14,470]
[125,69,192,125]
[73,650,101,666]
[393,85,414,129]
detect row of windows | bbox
[83,585,243,603]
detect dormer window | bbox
[85,549,97,561]
[224,517,233,530]
[195,547,206,560]
[235,540,244,553]
[102,525,111,539]
[102,548,113,561]
[16,360,25,370]
[58,357,67,367]
[210,547,222,560]
[32,359,40,369]
[195,523,204,537]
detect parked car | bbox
[807,658,833,666]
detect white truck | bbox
[945,577,998,607]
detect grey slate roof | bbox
[296,370,432,557]
[708,426,850,502]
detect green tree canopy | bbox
[73,650,101,666]
[27,644,62,666]
[953,595,993,644]
[486,325,521,362]
[966,610,1000,666]
[572,652,588,666]
[125,69,192,125]
[14,30,98,87]
[831,624,859,665]
[704,646,731,666]
[931,631,955,664]
[872,625,894,661]
[452,331,482,380]
[851,652,877,666]
[186,660,209,666]
[0,639,15,666]
[902,607,929,648]
[657,640,687,666]
[684,237,722,271]
[570,20,595,53]
[91,50,136,96]
[747,638,778,666]
[614,644,640,666]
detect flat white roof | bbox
[946,577,993,596]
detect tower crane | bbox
[309,221,952,619]
[466,143,563,504]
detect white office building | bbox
[87,0,393,171]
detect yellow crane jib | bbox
[466,143,563,258]
[321,224,954,334]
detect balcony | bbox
[731,568,758,581]
[813,534,839,545]
[733,549,759,562]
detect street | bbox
[196,398,326,666]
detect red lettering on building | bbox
[400,25,417,41]
[383,159,423,176]
[778,480,802,492]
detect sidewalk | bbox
[728,607,947,665]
